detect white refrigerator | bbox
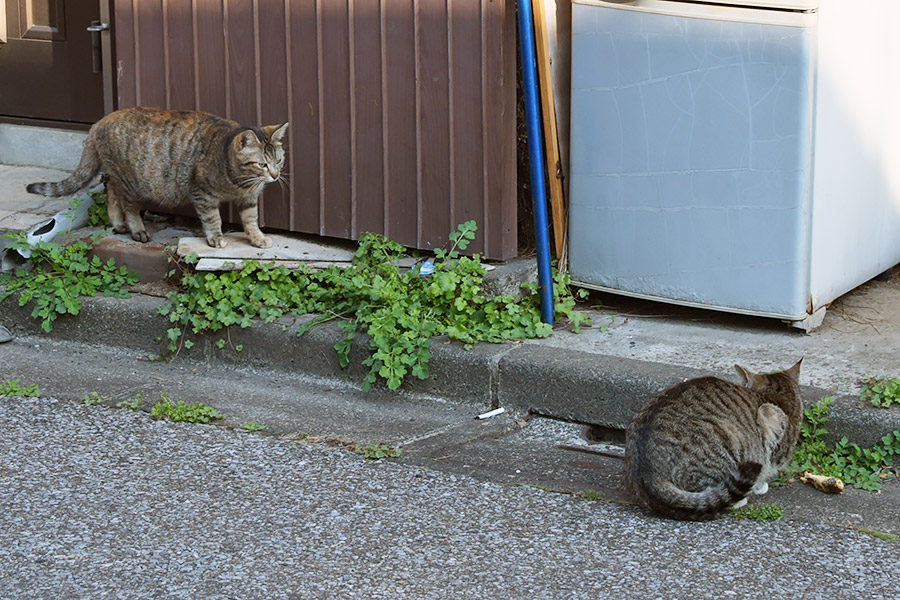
[568,0,900,330]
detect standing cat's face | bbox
[233,123,289,185]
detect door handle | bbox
[87,21,110,73]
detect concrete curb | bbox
[2,290,899,447]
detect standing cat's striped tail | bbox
[25,137,101,197]
[639,461,762,521]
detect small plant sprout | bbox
[241,421,265,432]
[581,489,605,501]
[729,504,784,522]
[117,393,145,412]
[81,392,104,406]
[357,443,402,460]
[0,380,42,398]
[860,376,900,409]
[150,392,224,424]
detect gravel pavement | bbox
[1,396,898,600]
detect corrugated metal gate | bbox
[112,0,517,260]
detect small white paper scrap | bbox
[475,407,506,420]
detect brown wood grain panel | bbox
[221,0,256,223]
[381,0,417,247]
[193,0,226,116]
[287,0,320,233]
[448,0,485,255]
[112,0,517,259]
[350,0,384,238]
[164,0,195,110]
[416,0,451,251]
[482,0,516,260]
[224,0,256,125]
[113,0,137,108]
[135,0,166,108]
[257,0,290,230]
[318,0,352,238]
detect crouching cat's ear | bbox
[264,122,289,144]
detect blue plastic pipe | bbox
[517,0,555,325]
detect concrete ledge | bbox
[0,124,87,170]
[3,290,899,448]
[498,345,703,427]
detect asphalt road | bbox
[1,395,898,600]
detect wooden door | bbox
[0,0,105,124]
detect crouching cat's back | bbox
[624,360,803,520]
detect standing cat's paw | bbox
[752,481,769,496]
[250,236,272,249]
[207,236,228,248]
[131,231,150,243]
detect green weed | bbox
[581,489,605,501]
[729,504,784,522]
[117,393,144,411]
[860,376,900,408]
[150,392,223,423]
[81,392,104,406]
[241,421,265,432]
[0,231,137,332]
[357,443,402,460]
[777,397,899,491]
[86,190,110,227]
[160,221,590,391]
[0,380,41,398]
[858,529,900,542]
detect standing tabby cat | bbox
[624,360,803,520]
[26,107,288,248]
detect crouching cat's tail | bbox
[638,461,762,521]
[26,139,101,197]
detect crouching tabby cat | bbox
[624,359,803,521]
[26,107,288,248]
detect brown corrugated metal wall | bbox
[112,0,517,260]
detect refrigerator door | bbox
[568,0,817,319]
[674,0,818,9]
[573,0,817,26]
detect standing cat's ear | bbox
[265,122,289,144]
[235,129,261,151]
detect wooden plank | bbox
[135,0,165,108]
[449,0,486,255]
[482,0,517,260]
[381,0,418,247]
[164,0,195,110]
[193,0,226,116]
[257,0,291,230]
[318,0,352,239]
[113,0,137,108]
[287,0,321,234]
[350,0,385,238]
[417,0,452,251]
[531,0,566,261]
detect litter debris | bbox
[800,471,845,494]
[476,407,506,420]
[0,325,12,344]
[1,187,97,271]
